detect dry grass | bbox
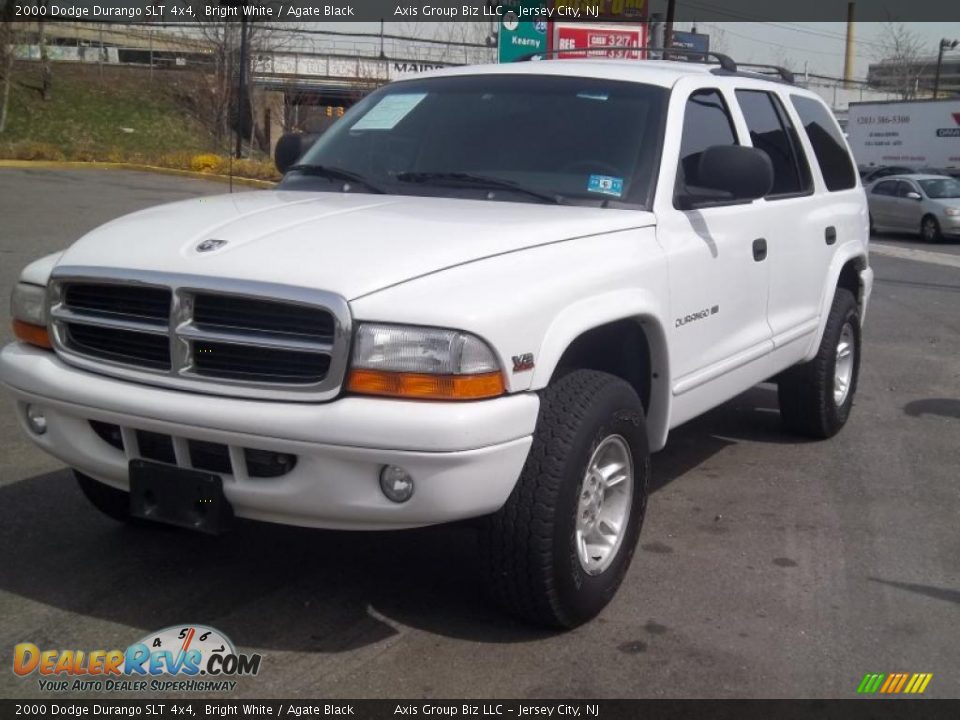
[0,63,279,181]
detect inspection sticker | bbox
[352,93,427,130]
[587,174,624,197]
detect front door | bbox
[654,82,773,426]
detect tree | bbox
[37,5,52,100]
[0,1,16,133]
[168,12,285,155]
[872,22,927,99]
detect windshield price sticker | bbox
[352,94,428,131]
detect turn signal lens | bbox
[13,320,52,350]
[347,369,505,400]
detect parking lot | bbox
[0,168,958,698]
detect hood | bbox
[56,191,655,299]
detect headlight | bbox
[945,207,960,217]
[10,283,52,350]
[11,283,47,326]
[347,323,505,400]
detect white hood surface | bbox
[57,191,655,299]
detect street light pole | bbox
[933,38,958,99]
[235,15,248,159]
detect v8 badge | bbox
[512,353,535,373]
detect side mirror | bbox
[274,132,320,175]
[905,191,922,201]
[680,145,774,209]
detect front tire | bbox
[778,288,861,438]
[480,370,650,628]
[921,215,942,243]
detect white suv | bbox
[2,58,873,628]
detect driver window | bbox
[896,181,916,198]
[674,89,739,203]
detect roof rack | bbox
[516,46,737,73]
[736,63,796,84]
[514,47,795,85]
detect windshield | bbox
[919,178,960,199]
[280,74,668,209]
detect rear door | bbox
[781,93,862,347]
[732,87,824,350]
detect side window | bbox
[896,181,917,198]
[790,95,857,192]
[872,181,896,196]
[735,90,812,197]
[675,89,738,198]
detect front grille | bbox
[136,430,176,464]
[86,421,297,479]
[188,440,232,474]
[193,341,331,383]
[90,420,124,451]
[66,324,171,370]
[64,283,170,323]
[193,294,334,341]
[49,270,350,401]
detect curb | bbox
[0,160,277,188]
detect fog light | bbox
[379,465,414,503]
[25,404,47,435]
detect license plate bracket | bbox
[129,460,232,535]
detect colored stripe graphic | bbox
[857,673,884,694]
[857,673,932,694]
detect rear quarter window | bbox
[790,95,857,192]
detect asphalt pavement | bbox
[0,169,957,699]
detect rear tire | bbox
[75,471,134,523]
[778,288,861,439]
[480,370,650,628]
[921,215,942,243]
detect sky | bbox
[682,22,960,79]
[326,21,960,81]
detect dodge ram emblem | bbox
[197,238,228,253]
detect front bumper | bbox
[942,214,960,237]
[0,343,538,530]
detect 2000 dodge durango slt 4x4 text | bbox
[1,56,873,627]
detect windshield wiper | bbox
[287,164,385,194]
[396,171,565,205]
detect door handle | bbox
[825,226,837,245]
[752,238,767,262]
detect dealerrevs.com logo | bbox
[13,625,262,693]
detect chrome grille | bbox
[192,341,332,383]
[193,294,335,341]
[66,323,171,370]
[48,268,352,402]
[63,283,171,323]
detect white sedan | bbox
[868,174,960,242]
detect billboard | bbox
[847,100,960,168]
[669,30,710,59]
[552,22,648,59]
